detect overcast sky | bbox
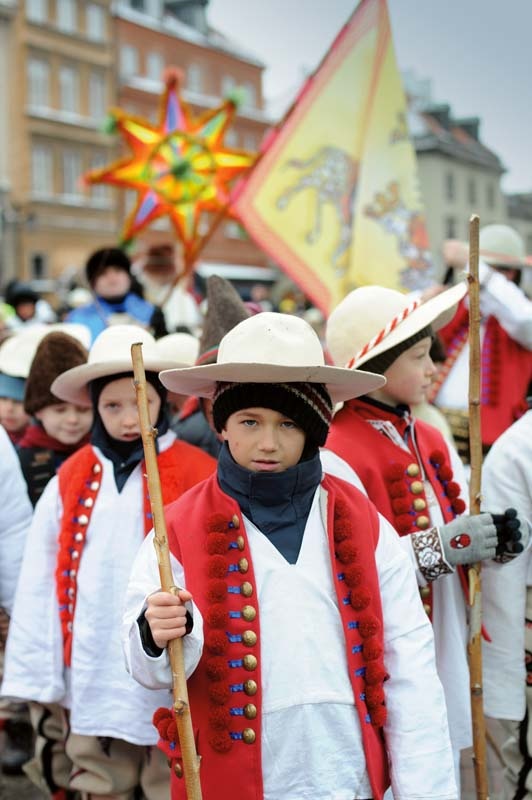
[208,0,532,193]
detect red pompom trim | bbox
[166,720,178,743]
[334,498,350,520]
[395,514,413,534]
[343,564,364,588]
[208,707,230,731]
[452,498,466,514]
[438,465,452,481]
[365,662,388,686]
[359,613,381,639]
[391,497,411,514]
[385,464,404,482]
[370,704,387,728]
[445,481,461,499]
[362,637,383,662]
[205,604,227,629]
[430,450,445,467]
[157,717,173,738]
[153,707,172,726]
[389,481,408,499]
[205,656,230,681]
[206,579,227,604]
[365,684,385,709]
[206,533,228,555]
[350,587,371,611]
[207,514,229,533]
[205,630,229,655]
[333,519,351,542]
[208,683,231,706]
[207,555,228,578]
[335,540,358,564]
[208,730,232,753]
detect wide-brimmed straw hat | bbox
[326,281,467,370]
[52,324,179,405]
[154,332,199,366]
[479,224,526,269]
[0,323,91,379]
[159,312,385,403]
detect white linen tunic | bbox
[124,487,458,800]
[0,432,182,745]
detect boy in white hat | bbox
[324,283,530,791]
[123,312,458,800]
[1,324,216,800]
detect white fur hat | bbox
[51,324,178,405]
[326,282,467,369]
[159,312,385,403]
[0,322,91,379]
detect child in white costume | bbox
[123,312,458,800]
[1,325,215,800]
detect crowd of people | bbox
[0,225,530,800]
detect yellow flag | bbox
[234,0,434,314]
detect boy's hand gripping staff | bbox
[467,216,489,800]
[132,343,202,800]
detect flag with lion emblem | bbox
[233,0,435,314]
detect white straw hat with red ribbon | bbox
[326,281,467,370]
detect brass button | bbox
[244,679,257,696]
[242,727,256,744]
[241,582,253,598]
[420,586,430,598]
[243,654,257,671]
[406,463,420,477]
[231,514,240,529]
[236,535,245,551]
[410,480,424,495]
[242,605,256,621]
[242,630,257,647]
[416,515,430,530]
[423,603,431,615]
[413,498,427,511]
[244,703,257,720]
[174,762,183,778]
[238,557,249,574]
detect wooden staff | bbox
[466,215,490,799]
[131,343,202,800]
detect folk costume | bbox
[123,312,458,800]
[324,282,508,786]
[1,325,216,799]
[430,225,532,460]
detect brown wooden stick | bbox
[467,215,490,799]
[131,343,202,800]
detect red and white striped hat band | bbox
[325,282,468,372]
[346,299,420,369]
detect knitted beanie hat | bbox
[85,247,131,288]
[361,325,433,375]
[212,381,333,447]
[25,332,89,415]
[197,275,250,366]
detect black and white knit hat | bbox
[212,381,333,446]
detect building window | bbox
[90,153,110,203]
[30,253,47,279]
[120,45,139,78]
[486,182,496,209]
[89,71,106,119]
[221,75,235,97]
[224,129,238,148]
[59,65,79,113]
[242,81,256,109]
[467,177,477,205]
[31,144,53,195]
[187,63,203,93]
[27,58,50,108]
[56,0,77,33]
[62,150,82,196]
[86,3,105,41]
[146,52,164,82]
[129,0,145,11]
[445,172,455,202]
[26,0,48,23]
[243,133,256,151]
[445,217,457,239]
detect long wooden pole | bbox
[131,343,202,800]
[466,215,490,799]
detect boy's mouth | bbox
[252,460,280,472]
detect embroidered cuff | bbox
[411,527,454,582]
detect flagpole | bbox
[467,214,490,800]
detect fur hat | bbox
[24,332,89,415]
[159,312,385,404]
[51,324,178,406]
[196,275,250,366]
[326,282,467,370]
[85,247,131,288]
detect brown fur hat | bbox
[24,331,89,415]
[197,276,250,366]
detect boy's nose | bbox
[259,428,277,451]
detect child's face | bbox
[0,397,30,433]
[371,336,435,407]
[35,403,93,444]
[222,406,306,473]
[97,377,160,441]
[93,266,131,299]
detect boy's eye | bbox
[281,420,297,429]
[241,419,257,427]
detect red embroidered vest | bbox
[56,441,215,665]
[157,472,390,800]
[437,298,532,445]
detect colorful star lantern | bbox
[83,68,257,273]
